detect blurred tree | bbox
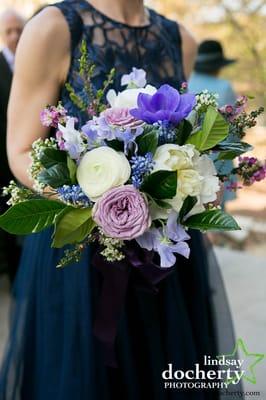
[148,0,266,119]
[0,0,55,17]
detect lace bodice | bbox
[54,0,185,124]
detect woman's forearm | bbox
[9,151,35,189]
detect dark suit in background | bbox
[0,50,21,283]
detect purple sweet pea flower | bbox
[130,84,196,125]
[82,109,144,152]
[136,211,190,268]
[115,125,143,153]
[82,116,116,142]
[121,67,147,88]
[58,118,86,160]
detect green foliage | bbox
[216,142,253,160]
[184,209,241,231]
[67,157,78,184]
[179,196,198,222]
[65,82,87,111]
[107,139,124,152]
[175,120,193,145]
[186,106,229,151]
[137,127,159,155]
[142,170,177,199]
[65,40,115,114]
[52,207,95,248]
[39,148,67,168]
[0,200,66,235]
[56,243,87,268]
[38,164,72,188]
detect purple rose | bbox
[93,185,151,240]
[130,84,196,125]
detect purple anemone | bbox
[130,84,196,125]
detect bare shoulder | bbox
[178,24,198,79]
[26,6,69,41]
[15,6,71,83]
[179,24,198,52]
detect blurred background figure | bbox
[0,9,25,284]
[189,39,237,106]
[189,39,238,208]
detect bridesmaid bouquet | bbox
[1,50,265,269]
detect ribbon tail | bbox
[92,252,130,368]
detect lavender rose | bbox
[93,185,151,240]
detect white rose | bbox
[186,155,220,218]
[77,147,131,201]
[153,144,198,172]
[178,169,203,197]
[194,154,220,204]
[195,154,217,177]
[106,85,156,109]
[199,176,220,204]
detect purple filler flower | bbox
[40,104,67,128]
[130,84,196,125]
[136,211,190,268]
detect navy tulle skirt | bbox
[0,229,240,400]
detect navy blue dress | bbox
[0,1,240,399]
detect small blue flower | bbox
[130,152,154,188]
[57,185,92,207]
[154,121,177,145]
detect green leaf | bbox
[107,139,124,152]
[184,209,241,231]
[0,200,66,235]
[154,199,172,209]
[40,148,67,168]
[38,164,71,188]
[216,142,253,160]
[141,170,177,199]
[137,128,158,155]
[67,156,77,184]
[186,106,229,151]
[52,207,95,248]
[179,196,197,222]
[175,120,193,145]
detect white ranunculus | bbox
[77,147,131,201]
[106,85,156,109]
[153,144,198,172]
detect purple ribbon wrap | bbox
[92,241,174,368]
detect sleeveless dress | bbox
[0,1,240,399]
